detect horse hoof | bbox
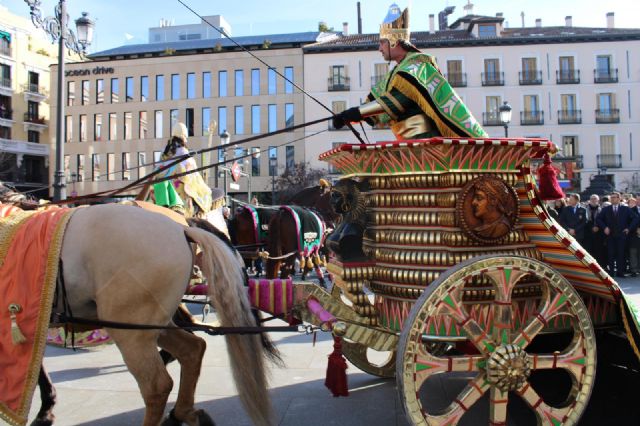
[161,409,183,426]
[30,418,54,426]
[196,410,216,426]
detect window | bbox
[187,73,195,99]
[79,114,87,142]
[446,60,463,85]
[107,153,115,181]
[125,77,133,101]
[284,67,294,94]
[285,103,294,128]
[140,76,149,101]
[524,95,540,112]
[478,24,496,37]
[251,146,260,176]
[484,59,500,75]
[81,80,89,105]
[596,55,612,75]
[76,154,84,181]
[92,154,101,181]
[373,63,388,82]
[109,113,117,141]
[560,94,577,111]
[139,111,148,139]
[185,108,194,136]
[218,71,227,97]
[562,136,578,157]
[521,57,538,81]
[235,106,244,134]
[111,78,119,103]
[268,104,277,132]
[122,152,131,180]
[67,81,75,106]
[154,151,162,164]
[96,79,104,104]
[600,135,615,155]
[202,107,211,136]
[138,152,146,178]
[170,109,179,135]
[94,113,102,141]
[27,100,38,120]
[202,72,211,98]
[155,110,163,138]
[286,146,295,171]
[124,112,132,140]
[65,115,73,142]
[330,65,347,85]
[330,101,346,129]
[156,75,164,100]
[268,68,276,94]
[268,146,277,176]
[251,105,260,134]
[251,69,260,95]
[27,130,39,143]
[559,56,575,73]
[218,107,227,134]
[235,70,244,96]
[234,146,244,159]
[598,93,614,111]
[171,74,180,100]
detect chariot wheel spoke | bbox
[489,387,509,426]
[513,291,570,349]
[425,374,491,426]
[414,351,485,389]
[529,334,587,379]
[516,382,572,426]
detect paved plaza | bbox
[22,275,640,426]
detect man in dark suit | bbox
[583,194,606,266]
[629,198,640,277]
[596,192,640,277]
[559,193,587,246]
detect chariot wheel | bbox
[342,340,396,378]
[397,255,596,426]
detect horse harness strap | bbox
[50,312,307,336]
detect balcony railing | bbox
[597,154,622,168]
[371,75,386,87]
[482,112,503,126]
[22,83,45,95]
[445,72,467,87]
[328,77,350,91]
[595,108,620,123]
[594,68,618,83]
[0,77,11,89]
[519,70,542,85]
[556,70,580,84]
[520,110,544,125]
[555,154,584,169]
[557,109,582,124]
[481,71,504,86]
[23,113,46,125]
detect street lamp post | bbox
[24,1,94,201]
[499,101,512,138]
[269,156,277,205]
[219,130,230,204]
[250,147,260,202]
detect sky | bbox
[2,0,638,53]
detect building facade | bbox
[52,31,328,201]
[303,12,640,194]
[0,6,59,197]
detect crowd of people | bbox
[548,192,640,277]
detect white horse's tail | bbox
[184,227,273,426]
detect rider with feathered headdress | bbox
[333,3,488,140]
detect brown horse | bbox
[265,206,328,286]
[0,192,275,426]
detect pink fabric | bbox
[306,297,335,324]
[248,278,293,316]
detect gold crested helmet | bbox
[379,3,420,52]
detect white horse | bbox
[1,187,274,426]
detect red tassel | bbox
[537,154,565,201]
[324,336,349,397]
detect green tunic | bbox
[368,52,488,139]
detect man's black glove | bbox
[332,107,362,129]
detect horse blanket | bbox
[244,205,275,243]
[0,206,75,426]
[280,206,325,256]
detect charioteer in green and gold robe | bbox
[332,4,488,140]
